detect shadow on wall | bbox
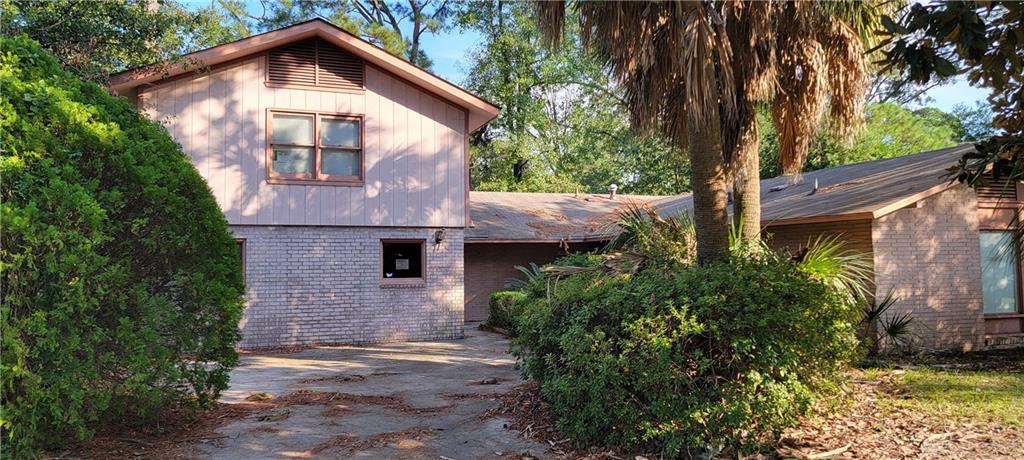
[143,58,466,231]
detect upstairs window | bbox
[267,38,364,91]
[268,110,362,184]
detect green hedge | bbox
[511,250,860,455]
[0,36,244,456]
[486,290,528,334]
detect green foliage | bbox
[512,212,864,454]
[877,1,1023,186]
[0,36,245,457]
[0,0,243,81]
[606,205,696,267]
[486,291,529,335]
[512,251,861,454]
[209,0,456,69]
[859,290,918,354]
[460,1,685,195]
[795,235,874,300]
[504,262,545,291]
[950,101,1000,142]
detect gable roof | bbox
[469,145,971,242]
[108,19,500,132]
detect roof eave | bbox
[108,19,499,132]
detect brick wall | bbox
[231,226,464,348]
[766,218,877,296]
[872,185,985,351]
[766,219,875,256]
[464,242,596,322]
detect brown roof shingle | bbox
[468,144,972,242]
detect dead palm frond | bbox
[537,1,737,165]
[542,251,648,278]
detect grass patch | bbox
[885,368,1024,428]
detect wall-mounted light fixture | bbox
[433,229,446,246]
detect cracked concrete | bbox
[197,329,551,459]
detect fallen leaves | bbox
[489,371,1024,459]
[774,369,1024,459]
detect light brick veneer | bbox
[230,226,464,348]
[872,185,985,351]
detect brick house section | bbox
[872,185,985,351]
[766,220,874,256]
[464,242,600,321]
[232,226,464,348]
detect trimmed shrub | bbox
[486,291,528,334]
[0,36,244,456]
[512,249,861,455]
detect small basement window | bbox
[235,238,246,286]
[382,240,424,283]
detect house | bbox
[112,20,1021,352]
[467,146,1024,351]
[111,19,499,348]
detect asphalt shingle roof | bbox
[468,144,971,242]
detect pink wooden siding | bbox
[140,56,467,228]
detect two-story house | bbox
[111,19,498,348]
[113,20,1022,352]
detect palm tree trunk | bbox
[687,111,731,264]
[732,104,761,241]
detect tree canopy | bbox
[877,0,1021,183]
[459,1,685,195]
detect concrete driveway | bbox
[198,329,551,459]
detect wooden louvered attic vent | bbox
[267,38,364,91]
[976,174,1019,202]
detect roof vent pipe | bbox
[608,184,618,200]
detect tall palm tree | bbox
[538,1,738,262]
[728,1,881,240]
[537,1,881,256]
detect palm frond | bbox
[796,234,873,299]
[504,262,545,290]
[880,311,915,349]
[543,251,648,278]
[862,289,898,325]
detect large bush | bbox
[512,225,862,454]
[0,36,244,456]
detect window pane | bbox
[382,242,423,279]
[980,232,1018,314]
[322,149,360,177]
[271,146,313,174]
[272,114,314,144]
[321,118,359,147]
